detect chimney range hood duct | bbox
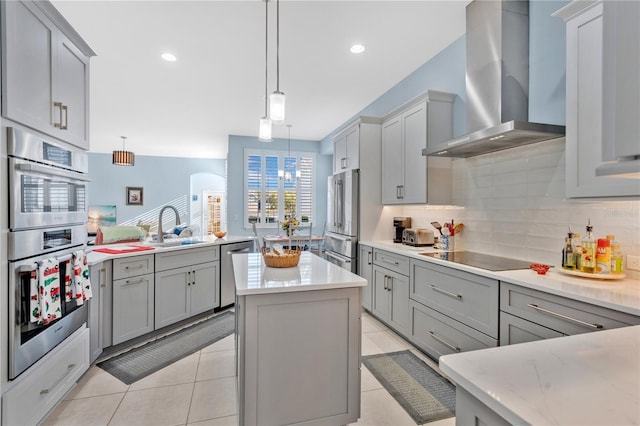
[423,0,565,158]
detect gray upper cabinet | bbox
[555,1,639,197]
[381,91,455,205]
[333,123,359,173]
[601,1,640,163]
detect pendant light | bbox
[269,0,285,123]
[112,136,135,166]
[258,0,272,142]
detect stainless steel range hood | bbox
[423,0,565,158]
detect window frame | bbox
[244,148,315,229]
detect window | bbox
[245,149,314,228]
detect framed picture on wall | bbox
[126,187,144,205]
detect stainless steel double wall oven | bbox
[7,127,90,379]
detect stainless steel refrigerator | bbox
[325,169,359,273]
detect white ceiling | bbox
[52,0,470,159]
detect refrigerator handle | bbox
[333,180,338,227]
[336,180,344,228]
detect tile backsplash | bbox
[400,138,640,278]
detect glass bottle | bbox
[562,233,575,270]
[610,240,624,274]
[580,221,596,274]
[572,232,582,270]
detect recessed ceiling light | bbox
[161,52,177,62]
[350,44,365,54]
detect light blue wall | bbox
[529,0,568,124]
[226,135,332,237]
[88,153,225,227]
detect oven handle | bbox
[18,253,74,273]
[16,162,91,182]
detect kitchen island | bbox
[440,325,640,425]
[233,251,366,426]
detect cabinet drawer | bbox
[499,311,564,346]
[373,249,409,276]
[409,301,497,360]
[500,283,640,336]
[113,254,154,280]
[410,259,499,338]
[2,327,89,426]
[155,245,220,272]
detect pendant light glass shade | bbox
[112,136,135,166]
[259,116,272,142]
[269,91,285,123]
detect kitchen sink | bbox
[141,237,206,248]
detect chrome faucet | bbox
[157,205,180,243]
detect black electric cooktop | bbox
[421,251,531,271]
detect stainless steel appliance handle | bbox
[527,304,603,329]
[325,251,351,266]
[227,248,251,255]
[326,233,352,243]
[16,162,91,182]
[430,284,463,300]
[428,331,461,352]
[333,181,338,227]
[40,363,76,394]
[18,253,74,273]
[336,180,344,228]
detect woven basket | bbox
[262,247,301,268]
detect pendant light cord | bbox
[264,0,269,115]
[276,0,280,92]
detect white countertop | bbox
[233,252,366,296]
[86,235,254,265]
[439,325,640,425]
[361,240,640,316]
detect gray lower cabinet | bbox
[500,282,640,338]
[409,300,497,359]
[371,249,410,337]
[500,311,564,346]
[358,244,373,311]
[236,287,361,425]
[88,261,111,363]
[408,258,499,359]
[155,261,219,329]
[112,255,155,345]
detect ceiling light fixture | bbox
[161,52,177,62]
[258,0,272,142]
[112,136,135,166]
[350,44,365,54]
[268,0,285,123]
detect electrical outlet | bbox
[627,255,640,272]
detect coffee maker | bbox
[393,217,411,243]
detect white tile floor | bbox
[42,312,456,426]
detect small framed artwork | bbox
[126,187,144,205]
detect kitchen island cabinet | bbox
[440,325,640,426]
[234,252,365,426]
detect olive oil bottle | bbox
[580,220,596,274]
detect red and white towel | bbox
[72,250,92,305]
[29,258,62,325]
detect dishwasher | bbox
[219,240,254,310]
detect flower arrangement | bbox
[281,213,299,237]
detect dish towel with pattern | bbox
[72,250,92,305]
[29,258,62,325]
[64,259,73,302]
